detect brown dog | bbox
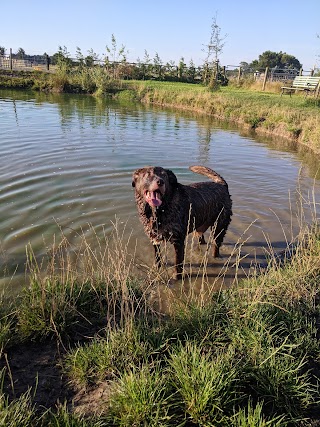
[132,165,232,279]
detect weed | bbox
[168,341,242,425]
[64,324,151,388]
[230,400,285,427]
[107,364,174,426]
[0,368,37,427]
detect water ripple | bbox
[0,90,319,289]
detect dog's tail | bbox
[189,165,228,186]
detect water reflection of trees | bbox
[3,89,319,180]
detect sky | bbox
[1,0,320,70]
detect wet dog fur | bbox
[132,165,232,279]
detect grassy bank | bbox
[124,80,320,154]
[0,222,320,426]
[1,69,320,153]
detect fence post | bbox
[215,60,219,82]
[237,66,241,84]
[46,54,50,71]
[10,48,13,70]
[262,67,268,91]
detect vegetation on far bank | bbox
[0,219,320,426]
[1,67,320,154]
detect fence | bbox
[0,49,317,86]
[0,49,49,71]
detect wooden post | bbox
[10,48,13,70]
[262,67,268,91]
[204,63,209,84]
[299,68,303,76]
[238,66,241,84]
[46,54,50,71]
[215,60,219,82]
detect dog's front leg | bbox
[154,244,162,268]
[173,241,185,280]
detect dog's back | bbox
[183,166,232,235]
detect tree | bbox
[187,58,196,81]
[16,47,25,59]
[178,56,186,80]
[76,46,85,67]
[142,50,152,79]
[257,50,279,68]
[85,48,99,67]
[105,34,127,63]
[250,50,302,70]
[203,13,227,64]
[51,46,72,71]
[105,34,128,79]
[239,61,250,71]
[202,12,228,86]
[0,46,5,56]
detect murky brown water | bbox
[0,89,319,295]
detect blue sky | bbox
[1,0,319,69]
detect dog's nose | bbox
[156,178,164,186]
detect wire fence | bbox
[0,51,317,84]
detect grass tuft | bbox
[107,364,174,427]
[168,341,241,425]
[64,324,151,388]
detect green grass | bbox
[168,342,241,425]
[107,364,174,426]
[58,226,320,425]
[0,377,103,427]
[64,325,152,388]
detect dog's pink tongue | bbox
[148,191,162,207]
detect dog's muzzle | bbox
[145,189,162,207]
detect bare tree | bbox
[203,13,227,85]
[105,34,128,79]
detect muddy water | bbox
[0,89,319,296]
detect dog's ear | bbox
[132,171,138,188]
[132,168,144,188]
[165,169,178,187]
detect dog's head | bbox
[132,166,178,208]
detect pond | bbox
[0,89,319,294]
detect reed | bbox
[0,186,319,425]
